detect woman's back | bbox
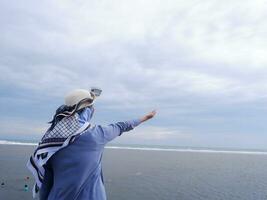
[42,127,106,200]
[28,88,156,200]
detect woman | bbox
[27,88,156,200]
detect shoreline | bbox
[1,142,267,200]
[1,140,267,155]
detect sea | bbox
[1,139,267,200]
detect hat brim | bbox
[77,99,95,111]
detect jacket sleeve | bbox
[95,119,141,144]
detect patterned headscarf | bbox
[40,106,94,145]
[27,106,94,198]
[47,98,93,131]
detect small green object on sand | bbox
[24,184,29,191]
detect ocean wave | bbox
[0,140,37,146]
[1,140,267,155]
[105,146,267,155]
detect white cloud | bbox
[1,0,267,104]
[0,117,48,139]
[1,0,267,148]
[110,125,193,146]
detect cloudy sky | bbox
[1,0,267,149]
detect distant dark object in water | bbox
[1,182,4,186]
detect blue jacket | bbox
[39,108,141,200]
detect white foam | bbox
[105,146,267,155]
[0,140,37,146]
[1,140,267,155]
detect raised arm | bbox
[95,110,157,144]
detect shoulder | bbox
[80,124,105,139]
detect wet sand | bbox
[0,144,35,200]
[1,144,267,200]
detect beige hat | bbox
[64,89,95,110]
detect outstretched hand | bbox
[140,110,157,123]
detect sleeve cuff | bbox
[131,118,142,128]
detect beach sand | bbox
[0,144,35,200]
[1,144,267,200]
